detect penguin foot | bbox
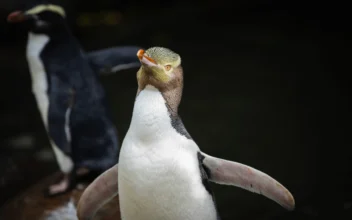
[43,173,75,197]
[43,169,103,197]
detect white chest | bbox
[128,85,172,142]
[26,32,49,92]
[118,86,217,220]
[26,33,74,173]
[26,32,50,126]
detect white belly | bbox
[26,32,50,126]
[26,32,73,173]
[118,86,217,220]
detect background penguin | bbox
[77,47,295,220]
[6,2,141,197]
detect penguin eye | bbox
[164,65,172,71]
[35,19,50,28]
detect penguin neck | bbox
[136,67,184,117]
[26,29,82,63]
[130,85,181,141]
[26,32,50,61]
[26,32,50,91]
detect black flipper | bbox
[87,46,141,75]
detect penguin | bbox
[77,47,295,220]
[6,2,141,197]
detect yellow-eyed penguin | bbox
[77,47,295,220]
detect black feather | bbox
[197,152,222,220]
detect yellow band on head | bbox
[25,4,66,17]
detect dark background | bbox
[0,0,350,219]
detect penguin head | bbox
[7,2,66,34]
[136,47,184,113]
[137,47,183,91]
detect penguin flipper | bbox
[87,46,141,75]
[77,164,119,220]
[199,152,295,211]
[197,152,222,220]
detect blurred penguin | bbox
[7,0,140,196]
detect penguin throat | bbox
[26,32,50,62]
[136,66,184,116]
[26,32,50,93]
[130,85,178,141]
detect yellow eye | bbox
[165,65,172,71]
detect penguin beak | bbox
[137,49,157,67]
[7,11,31,23]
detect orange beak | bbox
[137,49,144,60]
[137,49,157,66]
[7,11,28,23]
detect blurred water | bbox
[43,198,78,220]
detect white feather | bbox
[64,107,72,143]
[109,62,140,74]
[26,32,73,173]
[118,85,217,220]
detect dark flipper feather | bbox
[87,46,141,75]
[197,152,222,220]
